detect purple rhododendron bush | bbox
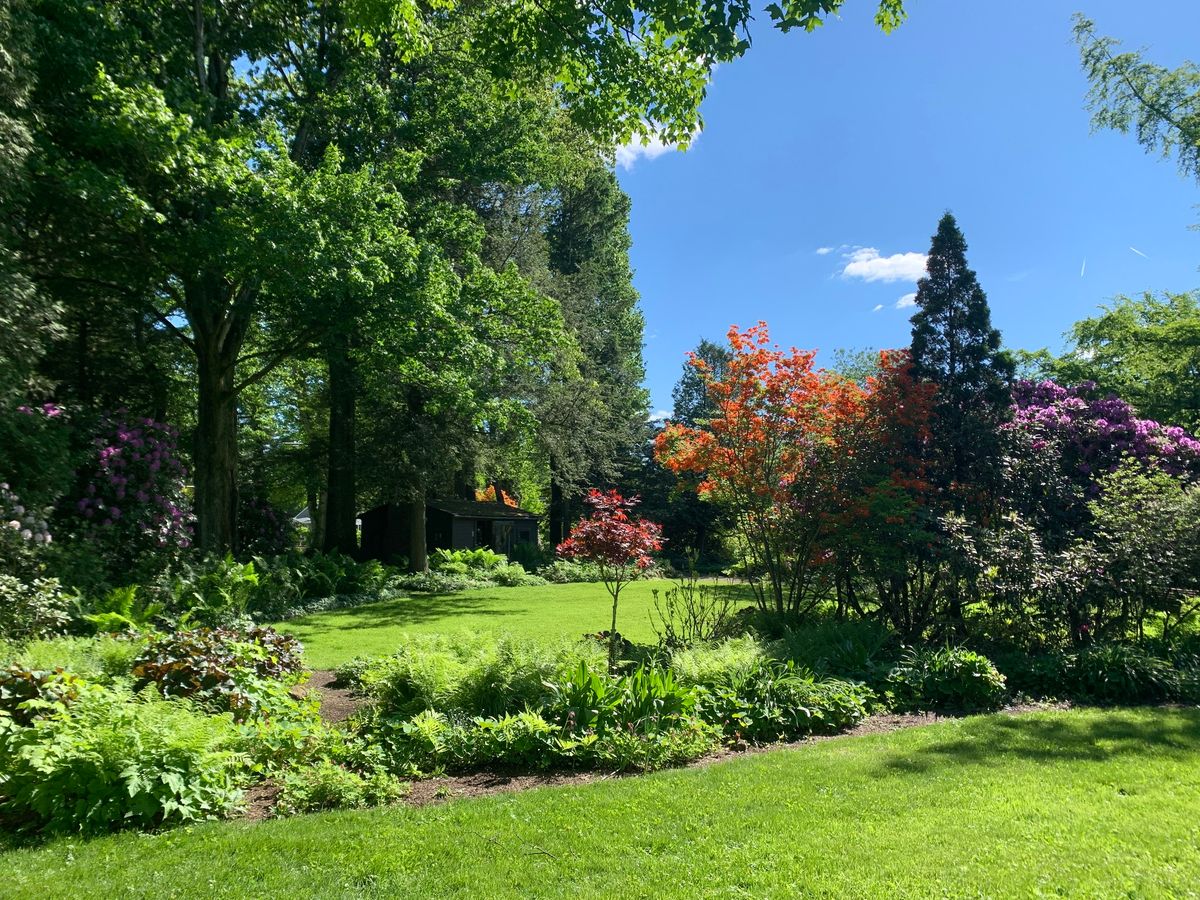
[1010,379,1200,481]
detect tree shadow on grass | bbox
[874,708,1200,775]
[286,592,521,633]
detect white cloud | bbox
[841,247,927,283]
[616,128,699,171]
[815,246,834,255]
[648,409,671,422]
[895,292,917,309]
[872,304,884,313]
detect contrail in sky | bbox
[1130,246,1149,258]
[1080,258,1087,278]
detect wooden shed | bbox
[359,499,539,564]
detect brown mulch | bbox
[242,780,281,822]
[291,669,367,723]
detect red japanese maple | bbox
[558,489,663,667]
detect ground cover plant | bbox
[1,708,1198,898]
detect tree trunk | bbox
[408,493,428,572]
[549,457,567,546]
[194,336,239,553]
[323,336,358,555]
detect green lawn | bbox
[3,707,1198,898]
[278,580,756,669]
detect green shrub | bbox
[432,547,507,572]
[1009,644,1179,705]
[491,562,546,587]
[276,760,407,815]
[769,619,895,680]
[160,554,260,627]
[133,626,304,716]
[585,717,720,771]
[0,665,83,726]
[0,575,73,641]
[698,659,872,742]
[347,633,605,719]
[0,684,244,834]
[373,707,720,775]
[390,570,494,594]
[544,662,700,735]
[443,711,559,769]
[82,584,163,633]
[1,633,145,682]
[537,559,603,583]
[887,647,1008,712]
[1069,645,1179,704]
[668,635,767,688]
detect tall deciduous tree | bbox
[909,213,1013,513]
[1023,292,1200,433]
[1075,15,1200,185]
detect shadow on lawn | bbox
[287,592,521,632]
[875,708,1200,775]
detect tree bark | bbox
[409,493,428,573]
[323,335,358,555]
[194,331,239,553]
[549,455,566,546]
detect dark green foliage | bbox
[247,551,392,620]
[537,559,605,583]
[82,584,163,634]
[887,647,1008,712]
[0,665,81,726]
[909,213,1014,509]
[1004,644,1181,706]
[0,575,72,641]
[0,684,243,835]
[160,555,261,627]
[694,658,872,742]
[545,662,699,734]
[768,619,896,680]
[133,626,304,716]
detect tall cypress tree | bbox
[910,213,1013,513]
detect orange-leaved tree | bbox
[654,323,868,616]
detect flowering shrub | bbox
[1009,380,1200,483]
[0,482,53,576]
[70,412,194,555]
[0,402,73,519]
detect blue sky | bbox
[616,1,1200,418]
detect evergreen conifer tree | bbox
[910,213,1014,513]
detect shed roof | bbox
[427,499,539,520]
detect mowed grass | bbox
[277,580,756,669]
[2,708,1198,898]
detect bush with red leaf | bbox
[558,489,663,668]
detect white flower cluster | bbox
[0,483,52,545]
